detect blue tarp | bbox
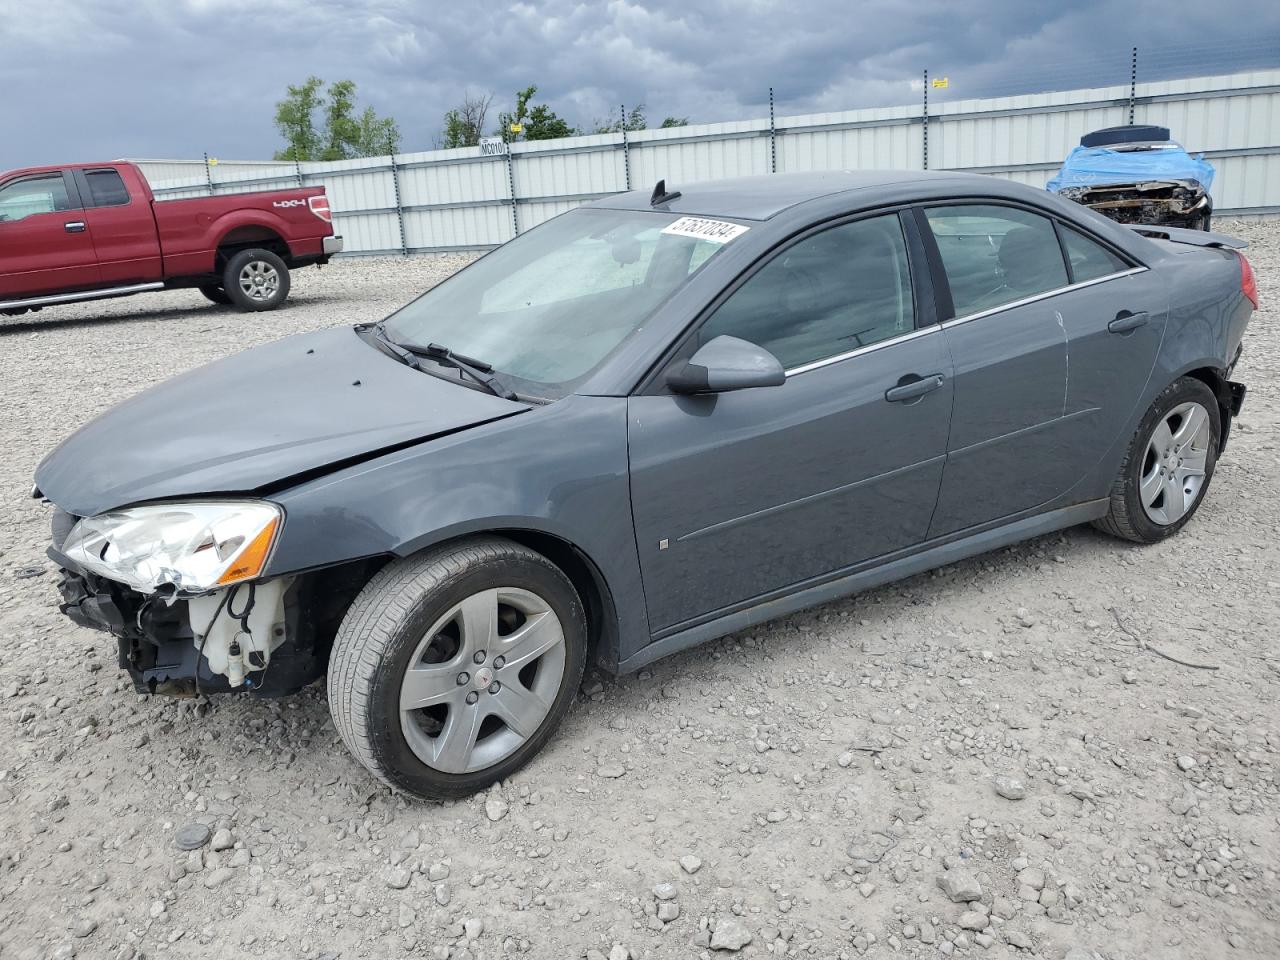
[1046,144,1215,194]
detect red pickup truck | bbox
[0,161,342,315]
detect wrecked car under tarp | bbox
[1047,125,1215,230]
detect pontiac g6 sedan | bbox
[35,171,1256,799]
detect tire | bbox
[1093,377,1220,543]
[327,537,588,800]
[221,248,290,312]
[198,285,233,306]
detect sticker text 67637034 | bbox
[660,217,750,244]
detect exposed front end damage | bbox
[49,506,380,697]
[1057,179,1211,229]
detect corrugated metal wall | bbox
[135,68,1280,255]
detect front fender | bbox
[266,395,651,669]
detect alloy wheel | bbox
[238,260,280,302]
[399,587,566,774]
[1139,400,1211,525]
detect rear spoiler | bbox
[1127,224,1247,250]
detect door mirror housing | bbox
[666,335,786,394]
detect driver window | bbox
[699,213,916,370]
[0,174,74,223]
[924,204,1068,318]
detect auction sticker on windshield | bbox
[661,217,749,243]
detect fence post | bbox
[203,152,216,194]
[769,87,777,173]
[388,144,407,256]
[1128,47,1138,124]
[294,155,303,188]
[621,104,632,191]
[922,71,929,170]
[505,144,520,238]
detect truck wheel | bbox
[222,248,290,312]
[198,285,233,306]
[327,537,587,800]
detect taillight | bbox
[307,195,332,223]
[1238,251,1258,310]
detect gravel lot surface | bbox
[1,226,1277,960]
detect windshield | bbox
[381,207,735,396]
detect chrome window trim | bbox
[785,325,938,377]
[939,266,1148,330]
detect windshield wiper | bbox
[363,324,518,401]
[403,340,518,401]
[363,322,423,370]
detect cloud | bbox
[0,0,1276,168]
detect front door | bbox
[0,171,99,299]
[628,211,953,634]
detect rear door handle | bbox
[885,373,945,403]
[64,221,86,233]
[1108,310,1148,334]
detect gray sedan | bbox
[35,171,1257,799]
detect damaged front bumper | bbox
[51,546,322,698]
[1058,178,1211,228]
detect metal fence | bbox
[134,67,1280,256]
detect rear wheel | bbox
[198,284,232,306]
[1093,377,1220,543]
[221,248,290,312]
[327,538,587,800]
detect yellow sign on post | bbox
[509,122,523,135]
[931,77,949,89]
[208,157,219,166]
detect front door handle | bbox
[885,373,945,403]
[64,221,86,233]
[1108,310,1148,334]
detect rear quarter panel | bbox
[151,188,332,277]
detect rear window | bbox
[84,169,130,207]
[1060,225,1128,282]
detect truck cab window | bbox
[0,175,74,222]
[84,169,130,207]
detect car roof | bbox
[589,170,990,221]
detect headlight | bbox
[62,501,282,595]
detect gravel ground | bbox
[1,225,1277,960]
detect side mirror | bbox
[666,335,786,395]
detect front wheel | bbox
[327,538,587,800]
[1093,376,1220,543]
[221,248,290,312]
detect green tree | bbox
[439,91,493,149]
[593,105,647,134]
[273,77,400,160]
[273,76,324,161]
[660,116,689,128]
[497,85,576,142]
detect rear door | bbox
[628,211,953,633]
[920,203,1073,537]
[0,171,99,299]
[73,167,163,286]
[1051,224,1167,461]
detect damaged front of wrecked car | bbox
[1048,125,1216,231]
[1055,177,1212,229]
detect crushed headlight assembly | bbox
[62,501,282,595]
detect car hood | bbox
[35,326,528,517]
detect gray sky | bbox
[1,0,1277,170]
